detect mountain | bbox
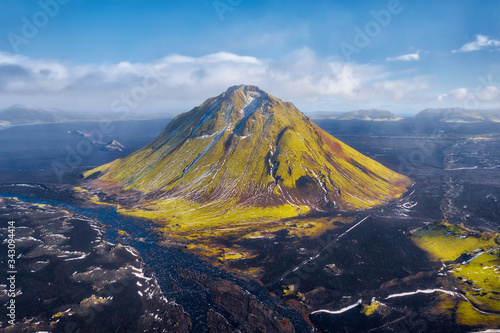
[0,104,59,125]
[334,109,402,121]
[307,111,344,120]
[83,85,411,228]
[307,109,402,121]
[0,105,176,127]
[416,108,500,123]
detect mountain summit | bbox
[84,85,411,226]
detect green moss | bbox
[222,252,245,260]
[411,221,499,262]
[361,301,382,316]
[184,243,220,257]
[79,294,109,307]
[456,301,500,326]
[411,221,500,324]
[430,293,457,319]
[283,285,295,296]
[451,250,500,312]
[52,311,66,318]
[118,197,307,233]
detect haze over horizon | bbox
[1,0,499,115]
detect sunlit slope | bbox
[84,85,411,225]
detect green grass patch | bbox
[411,221,500,325]
[361,301,383,316]
[456,301,500,327]
[411,221,499,262]
[451,250,500,312]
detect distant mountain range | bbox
[335,109,402,121]
[0,104,112,126]
[0,104,177,126]
[415,108,500,123]
[0,104,60,125]
[2,104,500,127]
[310,108,500,123]
[308,109,401,121]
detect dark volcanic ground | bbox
[0,195,191,332]
[1,119,500,332]
[0,189,310,333]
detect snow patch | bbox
[311,299,362,315]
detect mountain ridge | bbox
[415,107,500,123]
[0,105,178,126]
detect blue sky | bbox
[1,0,499,115]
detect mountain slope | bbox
[84,85,411,228]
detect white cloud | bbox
[386,52,420,62]
[453,35,500,53]
[437,86,500,108]
[0,48,432,113]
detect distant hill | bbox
[307,111,343,120]
[310,108,500,123]
[334,109,402,121]
[0,104,176,127]
[0,104,59,125]
[415,108,500,123]
[308,109,402,121]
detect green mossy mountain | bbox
[84,85,411,225]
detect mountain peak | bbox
[221,84,267,111]
[220,85,284,111]
[225,84,263,94]
[178,85,298,138]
